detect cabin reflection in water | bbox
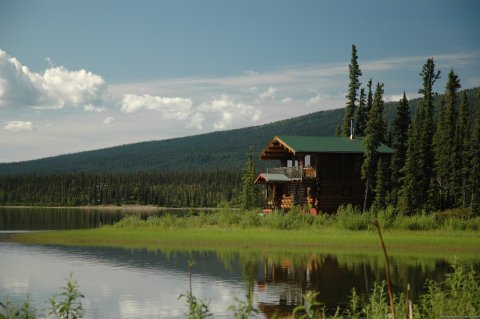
[255,136,392,213]
[254,255,373,318]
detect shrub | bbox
[419,261,480,318]
[263,211,289,230]
[393,213,437,231]
[216,209,241,226]
[376,206,397,229]
[113,215,145,228]
[239,210,263,228]
[49,274,84,319]
[336,204,371,230]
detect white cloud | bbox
[281,97,292,104]
[42,66,106,108]
[385,93,421,102]
[198,96,261,130]
[120,94,193,120]
[0,50,106,109]
[306,92,345,110]
[84,104,106,112]
[3,121,36,132]
[0,50,44,107]
[258,86,277,100]
[306,94,323,106]
[103,116,115,125]
[186,112,205,130]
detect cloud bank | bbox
[3,121,36,132]
[0,50,106,110]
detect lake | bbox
[1,207,478,318]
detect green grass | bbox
[14,224,480,258]
[12,205,480,258]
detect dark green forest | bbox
[0,171,241,207]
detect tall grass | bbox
[111,204,480,232]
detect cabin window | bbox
[287,160,292,167]
[305,155,311,167]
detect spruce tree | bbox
[372,157,388,211]
[453,90,469,207]
[433,69,460,209]
[398,58,440,214]
[342,44,362,136]
[241,149,258,210]
[361,82,385,212]
[389,92,410,206]
[355,88,367,136]
[366,79,373,116]
[470,90,480,215]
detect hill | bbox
[1,87,478,175]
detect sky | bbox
[1,0,479,163]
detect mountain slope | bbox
[1,87,478,175]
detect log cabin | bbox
[254,135,393,214]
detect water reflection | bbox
[1,241,477,318]
[0,206,194,230]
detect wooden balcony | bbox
[265,166,316,180]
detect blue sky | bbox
[1,0,479,162]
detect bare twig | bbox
[373,219,396,319]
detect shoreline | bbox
[0,205,219,211]
[12,227,480,258]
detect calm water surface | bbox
[1,207,478,318]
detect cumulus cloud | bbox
[186,112,205,130]
[120,94,193,120]
[42,66,106,108]
[3,121,36,132]
[84,104,106,112]
[385,93,421,102]
[281,97,292,104]
[307,94,323,106]
[0,50,106,109]
[103,116,115,125]
[258,86,277,100]
[306,92,345,110]
[198,96,261,130]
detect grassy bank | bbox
[13,206,480,258]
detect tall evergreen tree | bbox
[398,58,440,214]
[372,157,388,211]
[355,88,367,136]
[470,90,480,215]
[366,79,373,116]
[342,44,362,136]
[241,149,258,210]
[433,69,460,209]
[453,90,469,207]
[389,92,410,206]
[361,82,385,212]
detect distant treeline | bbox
[0,171,242,207]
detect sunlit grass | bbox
[13,205,480,259]
[14,223,480,259]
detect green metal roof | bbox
[276,136,393,154]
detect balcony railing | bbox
[265,166,316,179]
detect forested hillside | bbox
[0,86,478,208]
[0,107,344,174]
[5,89,478,175]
